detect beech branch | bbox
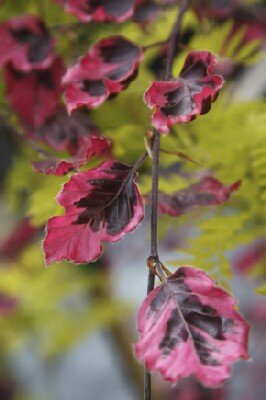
[144,1,190,399]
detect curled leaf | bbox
[144,51,224,133]
[44,160,144,264]
[0,14,55,71]
[156,177,241,217]
[135,266,249,387]
[26,109,101,155]
[5,57,65,128]
[63,36,143,112]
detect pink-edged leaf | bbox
[0,218,39,260]
[155,177,241,217]
[63,0,136,23]
[25,109,101,155]
[43,160,144,264]
[233,238,266,275]
[133,0,160,24]
[134,266,249,387]
[0,292,18,316]
[63,35,143,112]
[4,57,65,128]
[33,136,111,175]
[33,157,76,176]
[144,51,224,133]
[0,15,55,71]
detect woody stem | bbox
[144,1,190,399]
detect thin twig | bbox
[144,1,190,399]
[149,131,160,258]
[144,130,160,400]
[132,151,148,174]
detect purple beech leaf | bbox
[134,266,249,387]
[155,177,241,217]
[43,160,144,265]
[144,51,224,133]
[25,109,101,156]
[0,14,55,71]
[63,35,143,112]
[4,57,65,128]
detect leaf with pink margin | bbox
[63,35,143,113]
[33,136,111,175]
[144,51,224,134]
[4,57,65,128]
[62,0,136,23]
[43,160,144,264]
[0,14,55,71]
[155,177,241,217]
[25,109,101,155]
[134,266,249,387]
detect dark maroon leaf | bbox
[155,177,241,216]
[63,35,143,112]
[0,14,55,71]
[135,266,249,387]
[144,51,224,133]
[4,57,65,128]
[25,109,101,155]
[44,160,144,264]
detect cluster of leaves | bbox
[0,0,265,394]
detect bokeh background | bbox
[0,1,265,399]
